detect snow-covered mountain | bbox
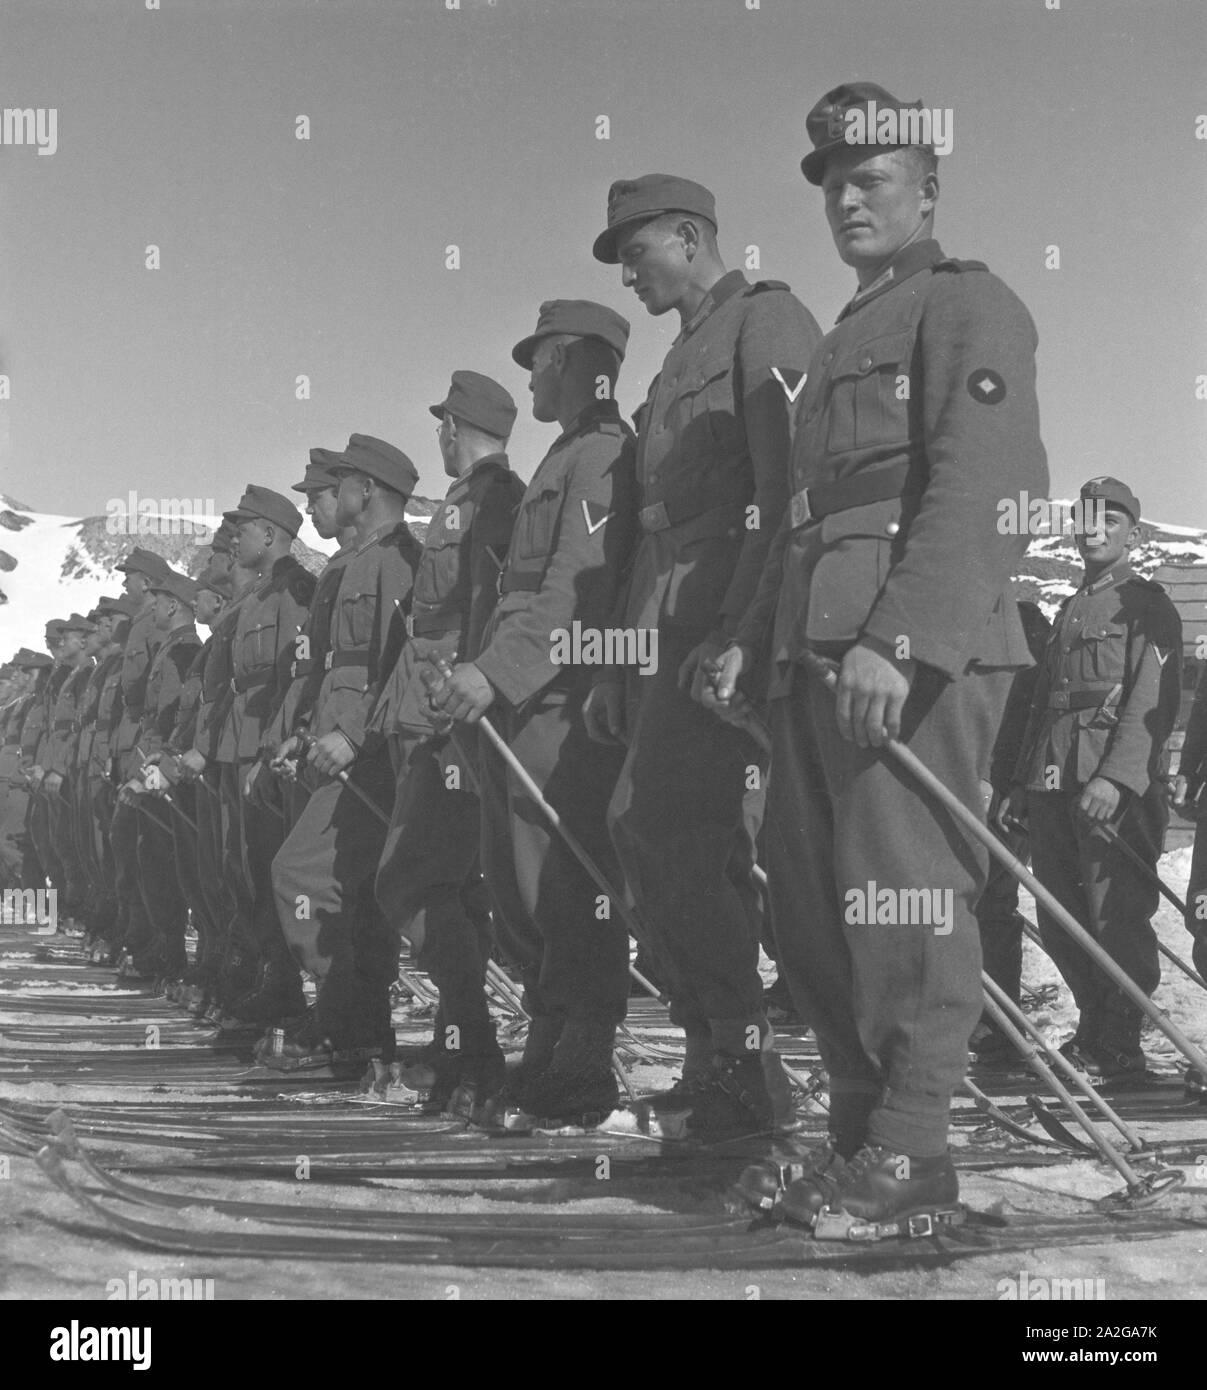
[1,494,1204,661]
[0,494,439,656]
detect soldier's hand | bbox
[1077,776,1123,824]
[270,735,303,779]
[429,662,494,724]
[693,643,754,725]
[143,765,167,795]
[309,731,357,777]
[582,681,626,745]
[28,764,45,787]
[996,785,1028,834]
[42,771,63,796]
[158,753,182,786]
[118,777,143,805]
[836,641,915,748]
[178,749,205,782]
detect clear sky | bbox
[1,0,1204,523]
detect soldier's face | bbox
[60,630,85,659]
[196,590,222,627]
[822,147,935,272]
[207,550,234,578]
[334,471,369,528]
[436,414,457,476]
[307,486,340,539]
[235,519,269,566]
[616,219,691,316]
[1076,505,1135,569]
[528,339,562,424]
[152,593,175,629]
[123,570,148,599]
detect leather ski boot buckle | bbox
[813,1204,966,1242]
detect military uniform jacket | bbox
[200,590,252,764]
[735,240,1049,691]
[267,540,355,745]
[300,521,421,750]
[987,603,1052,795]
[620,272,819,639]
[77,648,121,777]
[0,695,33,785]
[19,675,50,763]
[139,624,203,758]
[224,557,316,761]
[45,660,94,776]
[167,640,207,756]
[372,453,524,736]
[111,606,164,757]
[1179,662,1207,791]
[1014,562,1182,797]
[475,399,639,708]
[90,650,126,777]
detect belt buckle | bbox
[640,501,670,533]
[789,488,813,529]
[1050,690,1069,709]
[324,651,334,671]
[906,1213,934,1239]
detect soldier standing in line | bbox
[25,620,69,907]
[213,487,315,1013]
[1171,660,1207,1098]
[230,451,357,1025]
[585,174,821,1140]
[704,83,1048,1235]
[117,571,203,980]
[16,648,54,894]
[107,548,171,971]
[42,613,97,923]
[1007,478,1182,1082]
[0,655,45,891]
[266,435,422,1068]
[429,301,639,1128]
[372,371,525,1115]
[65,602,118,919]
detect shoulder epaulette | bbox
[933,257,989,274]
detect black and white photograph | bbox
[0,0,1204,1331]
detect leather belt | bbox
[412,610,463,637]
[638,498,745,535]
[327,649,371,671]
[53,718,73,732]
[500,572,544,594]
[1047,686,1119,710]
[789,461,914,530]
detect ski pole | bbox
[981,972,1146,1153]
[796,650,1207,1081]
[1096,818,1191,918]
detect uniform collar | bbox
[448,451,510,499]
[678,269,747,342]
[553,397,622,449]
[1080,559,1133,596]
[837,238,945,321]
[353,520,405,555]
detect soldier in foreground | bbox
[1171,660,1207,1097]
[587,173,821,1140]
[429,300,638,1128]
[703,82,1048,1236]
[1007,478,1182,1083]
[373,371,524,1114]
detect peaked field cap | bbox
[430,371,518,438]
[292,448,344,494]
[223,484,303,538]
[148,570,201,607]
[1080,476,1142,524]
[197,563,235,599]
[512,300,631,369]
[61,612,96,633]
[45,618,67,637]
[801,81,928,184]
[208,518,237,554]
[592,174,717,263]
[334,434,420,498]
[13,648,52,669]
[116,545,172,580]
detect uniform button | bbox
[859,355,873,371]
[823,352,834,364]
[884,521,900,537]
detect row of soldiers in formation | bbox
[1,80,1204,1239]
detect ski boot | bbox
[788,1144,964,1240]
[1071,1043,1150,1087]
[500,1020,619,1131]
[1184,1065,1206,1103]
[477,1012,564,1129]
[223,957,306,1027]
[257,1006,393,1073]
[623,1046,795,1143]
[733,1134,850,1216]
[968,1020,1018,1072]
